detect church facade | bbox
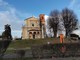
[22,14,46,39]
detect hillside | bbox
[6,38,79,49]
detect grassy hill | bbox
[1,37,79,60]
[8,38,59,48]
[5,38,60,53]
[4,37,79,54]
[7,37,79,49]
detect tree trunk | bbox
[65,29,68,38]
[54,31,57,38]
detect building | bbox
[22,14,46,39]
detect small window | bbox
[32,23,34,27]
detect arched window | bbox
[37,32,39,34]
[31,22,34,27]
[33,32,36,34]
[29,32,32,34]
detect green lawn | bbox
[5,37,72,54]
[5,38,60,53]
[8,38,60,48]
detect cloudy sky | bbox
[0,0,80,38]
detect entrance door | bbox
[33,32,36,39]
[33,34,35,39]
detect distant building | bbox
[22,14,46,39]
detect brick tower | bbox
[39,14,46,38]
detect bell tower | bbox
[39,14,46,38]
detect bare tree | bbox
[61,8,78,37]
[48,10,59,38]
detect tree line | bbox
[48,8,78,38]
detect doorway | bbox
[33,32,36,39]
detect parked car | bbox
[70,34,79,40]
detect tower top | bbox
[39,14,45,16]
[39,14,45,23]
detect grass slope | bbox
[8,38,60,48]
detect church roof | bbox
[24,16,38,21]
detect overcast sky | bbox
[0,0,80,38]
